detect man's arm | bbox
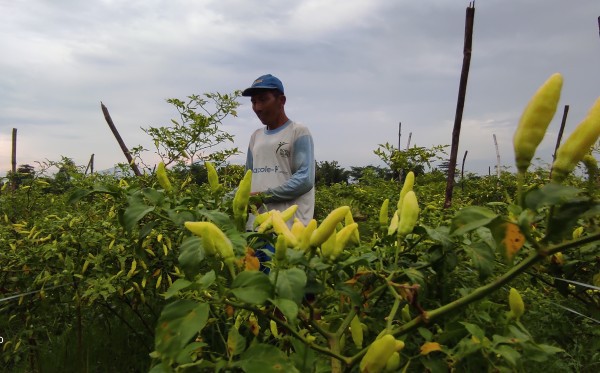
[264,134,314,202]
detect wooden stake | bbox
[444,3,475,208]
[101,102,142,177]
[461,150,468,191]
[549,105,569,179]
[85,154,95,175]
[11,128,17,191]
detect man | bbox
[242,74,315,227]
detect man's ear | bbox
[279,95,287,106]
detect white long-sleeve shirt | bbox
[245,120,315,225]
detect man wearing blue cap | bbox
[242,74,315,228]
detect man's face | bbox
[251,91,284,126]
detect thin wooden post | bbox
[406,132,412,150]
[101,102,142,177]
[85,154,95,175]
[444,3,475,208]
[11,128,17,191]
[461,150,468,191]
[549,105,569,179]
[493,134,500,178]
[397,122,403,182]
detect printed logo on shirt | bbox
[253,165,279,174]
[276,142,290,158]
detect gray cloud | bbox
[1,0,599,176]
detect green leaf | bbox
[460,322,485,340]
[421,225,453,248]
[270,268,306,305]
[231,271,273,305]
[269,298,299,324]
[142,187,166,205]
[167,208,196,226]
[155,300,209,360]
[227,327,247,357]
[178,237,206,280]
[418,327,434,341]
[487,219,526,265]
[67,184,120,204]
[163,279,192,299]
[404,268,426,288]
[198,209,233,227]
[121,202,155,231]
[237,344,299,373]
[139,220,160,240]
[524,183,581,211]
[546,200,595,243]
[290,338,317,372]
[196,270,216,289]
[450,206,498,236]
[464,242,495,280]
[493,345,521,367]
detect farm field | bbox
[1,80,600,372]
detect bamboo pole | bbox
[493,134,500,178]
[100,102,142,177]
[444,3,475,208]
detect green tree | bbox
[142,91,242,169]
[315,160,350,186]
[374,142,448,179]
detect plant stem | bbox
[346,231,600,367]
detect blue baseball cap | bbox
[241,74,284,96]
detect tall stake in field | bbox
[11,128,17,191]
[549,104,570,180]
[101,102,142,177]
[444,3,475,208]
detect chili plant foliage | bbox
[143,166,597,372]
[1,76,599,372]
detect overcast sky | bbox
[1,0,599,177]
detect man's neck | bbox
[266,116,290,131]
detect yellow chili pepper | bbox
[156,161,173,192]
[379,199,390,232]
[513,73,563,174]
[290,218,305,241]
[508,287,525,320]
[350,314,363,348]
[320,231,337,260]
[552,97,600,183]
[184,221,234,261]
[271,210,299,248]
[275,234,287,263]
[384,352,401,372]
[233,170,253,230]
[300,219,317,253]
[397,191,419,237]
[359,334,397,373]
[280,204,299,222]
[387,211,399,236]
[205,161,222,193]
[397,171,415,213]
[310,206,351,248]
[333,223,358,258]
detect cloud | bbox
[1,0,599,177]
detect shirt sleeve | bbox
[265,133,315,202]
